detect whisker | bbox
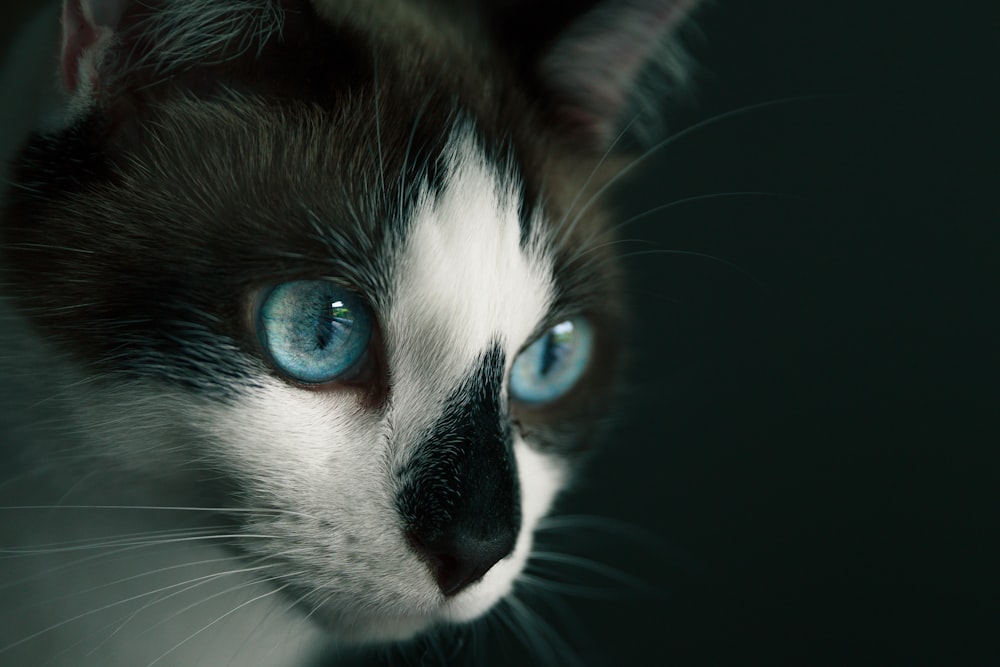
[371,44,386,211]
[621,247,771,293]
[0,525,228,554]
[133,569,296,641]
[552,113,641,244]
[528,550,656,593]
[398,90,433,215]
[144,581,292,667]
[560,95,840,247]
[0,563,270,656]
[538,513,686,556]
[25,554,253,613]
[0,529,285,597]
[0,532,279,557]
[74,564,280,660]
[297,585,331,625]
[493,600,547,666]
[610,190,807,236]
[561,236,655,269]
[0,504,319,521]
[538,512,703,571]
[505,595,577,667]
[518,572,633,600]
[560,191,798,290]
[225,575,318,665]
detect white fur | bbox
[387,127,554,446]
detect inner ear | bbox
[60,0,129,95]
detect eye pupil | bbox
[318,301,354,349]
[539,335,559,376]
[257,281,373,384]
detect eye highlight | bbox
[257,281,373,385]
[510,317,593,404]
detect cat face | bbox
[1,0,698,645]
[74,173,561,639]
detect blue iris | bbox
[510,317,593,404]
[257,281,373,384]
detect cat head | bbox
[1,0,700,642]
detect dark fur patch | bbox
[395,344,520,547]
[1,1,626,413]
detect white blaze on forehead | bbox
[388,126,554,426]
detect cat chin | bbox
[306,587,505,644]
[312,610,436,644]
[312,605,496,646]
[298,540,526,643]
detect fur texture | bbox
[0,0,700,663]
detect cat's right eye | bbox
[256,281,373,385]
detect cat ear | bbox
[538,0,702,149]
[58,0,287,109]
[60,0,131,97]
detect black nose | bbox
[408,528,517,597]
[396,346,521,597]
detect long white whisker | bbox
[1,532,279,557]
[624,246,771,292]
[0,504,319,521]
[611,190,807,236]
[0,563,270,656]
[0,525,228,555]
[24,553,250,612]
[133,569,296,641]
[560,95,839,246]
[0,530,283,595]
[0,535,213,592]
[528,550,655,593]
[144,582,292,667]
[371,45,386,210]
[225,575,315,665]
[81,564,278,659]
[518,572,631,600]
[493,600,547,665]
[553,113,641,244]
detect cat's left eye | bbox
[510,317,593,404]
[256,280,373,385]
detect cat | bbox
[0,1,701,664]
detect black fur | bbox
[396,344,520,593]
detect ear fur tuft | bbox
[58,0,286,109]
[60,0,124,95]
[539,0,702,148]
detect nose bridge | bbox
[395,344,521,596]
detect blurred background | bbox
[2,1,995,665]
[536,2,998,665]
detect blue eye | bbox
[257,281,373,384]
[510,317,593,404]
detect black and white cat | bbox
[0,1,700,664]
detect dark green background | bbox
[2,1,995,665]
[542,2,998,665]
